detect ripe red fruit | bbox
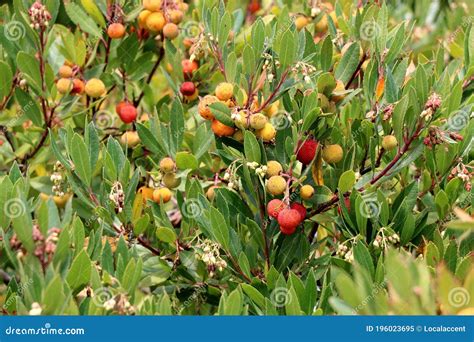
[180,82,196,96]
[296,138,318,165]
[248,0,260,14]
[290,202,306,222]
[116,101,137,124]
[277,208,301,235]
[267,199,285,218]
[182,59,198,78]
[338,197,351,215]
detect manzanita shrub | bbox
[0,0,473,316]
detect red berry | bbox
[296,138,318,165]
[290,202,306,222]
[248,0,260,14]
[180,82,196,96]
[116,101,137,124]
[338,197,351,215]
[277,208,301,235]
[267,199,285,218]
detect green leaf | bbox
[156,226,177,244]
[335,42,361,84]
[16,52,42,94]
[136,123,166,156]
[435,190,450,219]
[0,61,13,99]
[64,2,102,38]
[70,134,91,186]
[80,0,106,27]
[209,102,234,127]
[66,250,91,292]
[338,170,356,193]
[353,242,375,278]
[244,131,261,163]
[320,35,333,72]
[10,187,34,253]
[14,88,43,127]
[209,207,230,250]
[279,29,297,68]
[176,151,198,170]
[224,289,243,315]
[241,284,265,308]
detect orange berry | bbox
[146,12,166,32]
[152,187,172,203]
[211,120,235,137]
[163,22,179,39]
[198,95,218,120]
[107,23,126,39]
[59,65,73,78]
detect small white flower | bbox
[223,172,230,180]
[103,298,116,311]
[29,302,42,316]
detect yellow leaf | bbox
[312,152,324,186]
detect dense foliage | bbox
[0,0,473,315]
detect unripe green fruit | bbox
[266,160,283,177]
[382,135,398,151]
[322,144,343,164]
[266,175,286,195]
[235,111,250,129]
[162,172,181,188]
[160,157,175,173]
[300,184,314,200]
[250,113,268,130]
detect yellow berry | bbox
[159,157,175,173]
[266,175,287,195]
[206,186,218,201]
[250,113,268,130]
[300,185,314,200]
[138,10,152,28]
[331,80,346,102]
[256,123,276,142]
[266,160,282,177]
[295,16,309,31]
[146,12,166,32]
[322,144,343,164]
[215,82,234,101]
[382,135,398,151]
[85,78,106,98]
[59,65,73,78]
[57,78,72,94]
[143,0,162,11]
[120,131,140,147]
[233,130,244,142]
